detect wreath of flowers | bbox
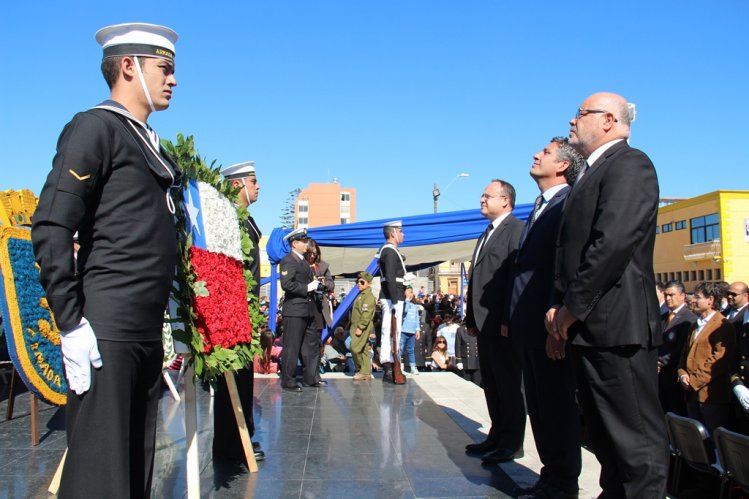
[163,134,264,381]
[0,227,66,405]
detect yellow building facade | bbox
[654,190,749,292]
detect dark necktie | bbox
[474,222,493,259]
[575,160,591,184]
[529,194,544,228]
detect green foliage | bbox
[162,133,264,381]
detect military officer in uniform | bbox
[351,271,377,380]
[32,23,180,498]
[378,220,407,383]
[212,161,265,462]
[279,228,324,391]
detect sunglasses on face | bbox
[436,340,446,344]
[357,280,367,285]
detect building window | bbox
[699,270,705,281]
[690,213,720,244]
[669,272,675,281]
[676,271,682,282]
[299,204,308,213]
[341,192,350,202]
[715,268,721,280]
[675,220,687,230]
[655,226,660,235]
[683,271,689,282]
[340,218,350,224]
[691,271,697,281]
[662,223,673,233]
[298,217,308,226]
[706,269,713,280]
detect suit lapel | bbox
[519,186,569,250]
[475,217,508,266]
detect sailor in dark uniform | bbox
[31,23,180,498]
[378,220,407,383]
[279,228,323,391]
[211,161,265,462]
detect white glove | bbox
[307,281,319,292]
[61,317,103,395]
[456,362,464,370]
[733,384,749,411]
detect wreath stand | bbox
[3,365,40,445]
[47,354,258,497]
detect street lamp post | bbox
[431,173,469,293]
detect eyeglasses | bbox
[480,193,507,200]
[574,108,619,122]
[728,291,745,297]
[357,280,367,285]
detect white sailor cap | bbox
[221,161,256,180]
[96,22,178,62]
[384,220,402,228]
[284,227,309,242]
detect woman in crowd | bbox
[305,239,335,384]
[677,281,737,434]
[254,328,282,374]
[431,335,452,371]
[400,286,421,375]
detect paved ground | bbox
[0,370,602,498]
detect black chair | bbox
[714,426,749,499]
[665,412,727,498]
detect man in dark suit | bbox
[279,228,322,392]
[464,179,525,464]
[726,281,748,331]
[508,138,584,499]
[547,92,669,497]
[658,280,697,416]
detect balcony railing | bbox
[683,240,722,261]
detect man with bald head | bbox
[726,281,748,330]
[546,93,668,497]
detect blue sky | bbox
[1,1,747,233]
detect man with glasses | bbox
[350,271,376,380]
[658,280,697,416]
[464,180,525,464]
[677,282,736,434]
[546,92,668,497]
[725,281,748,330]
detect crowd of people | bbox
[21,19,749,499]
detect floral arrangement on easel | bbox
[163,134,264,381]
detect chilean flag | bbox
[183,179,253,352]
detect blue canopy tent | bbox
[262,204,534,337]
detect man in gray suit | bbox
[464,179,525,464]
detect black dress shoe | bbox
[302,381,327,387]
[465,439,498,455]
[517,482,578,499]
[481,447,524,464]
[282,385,302,393]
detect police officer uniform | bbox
[31,23,179,498]
[351,271,377,377]
[279,228,319,390]
[378,220,406,380]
